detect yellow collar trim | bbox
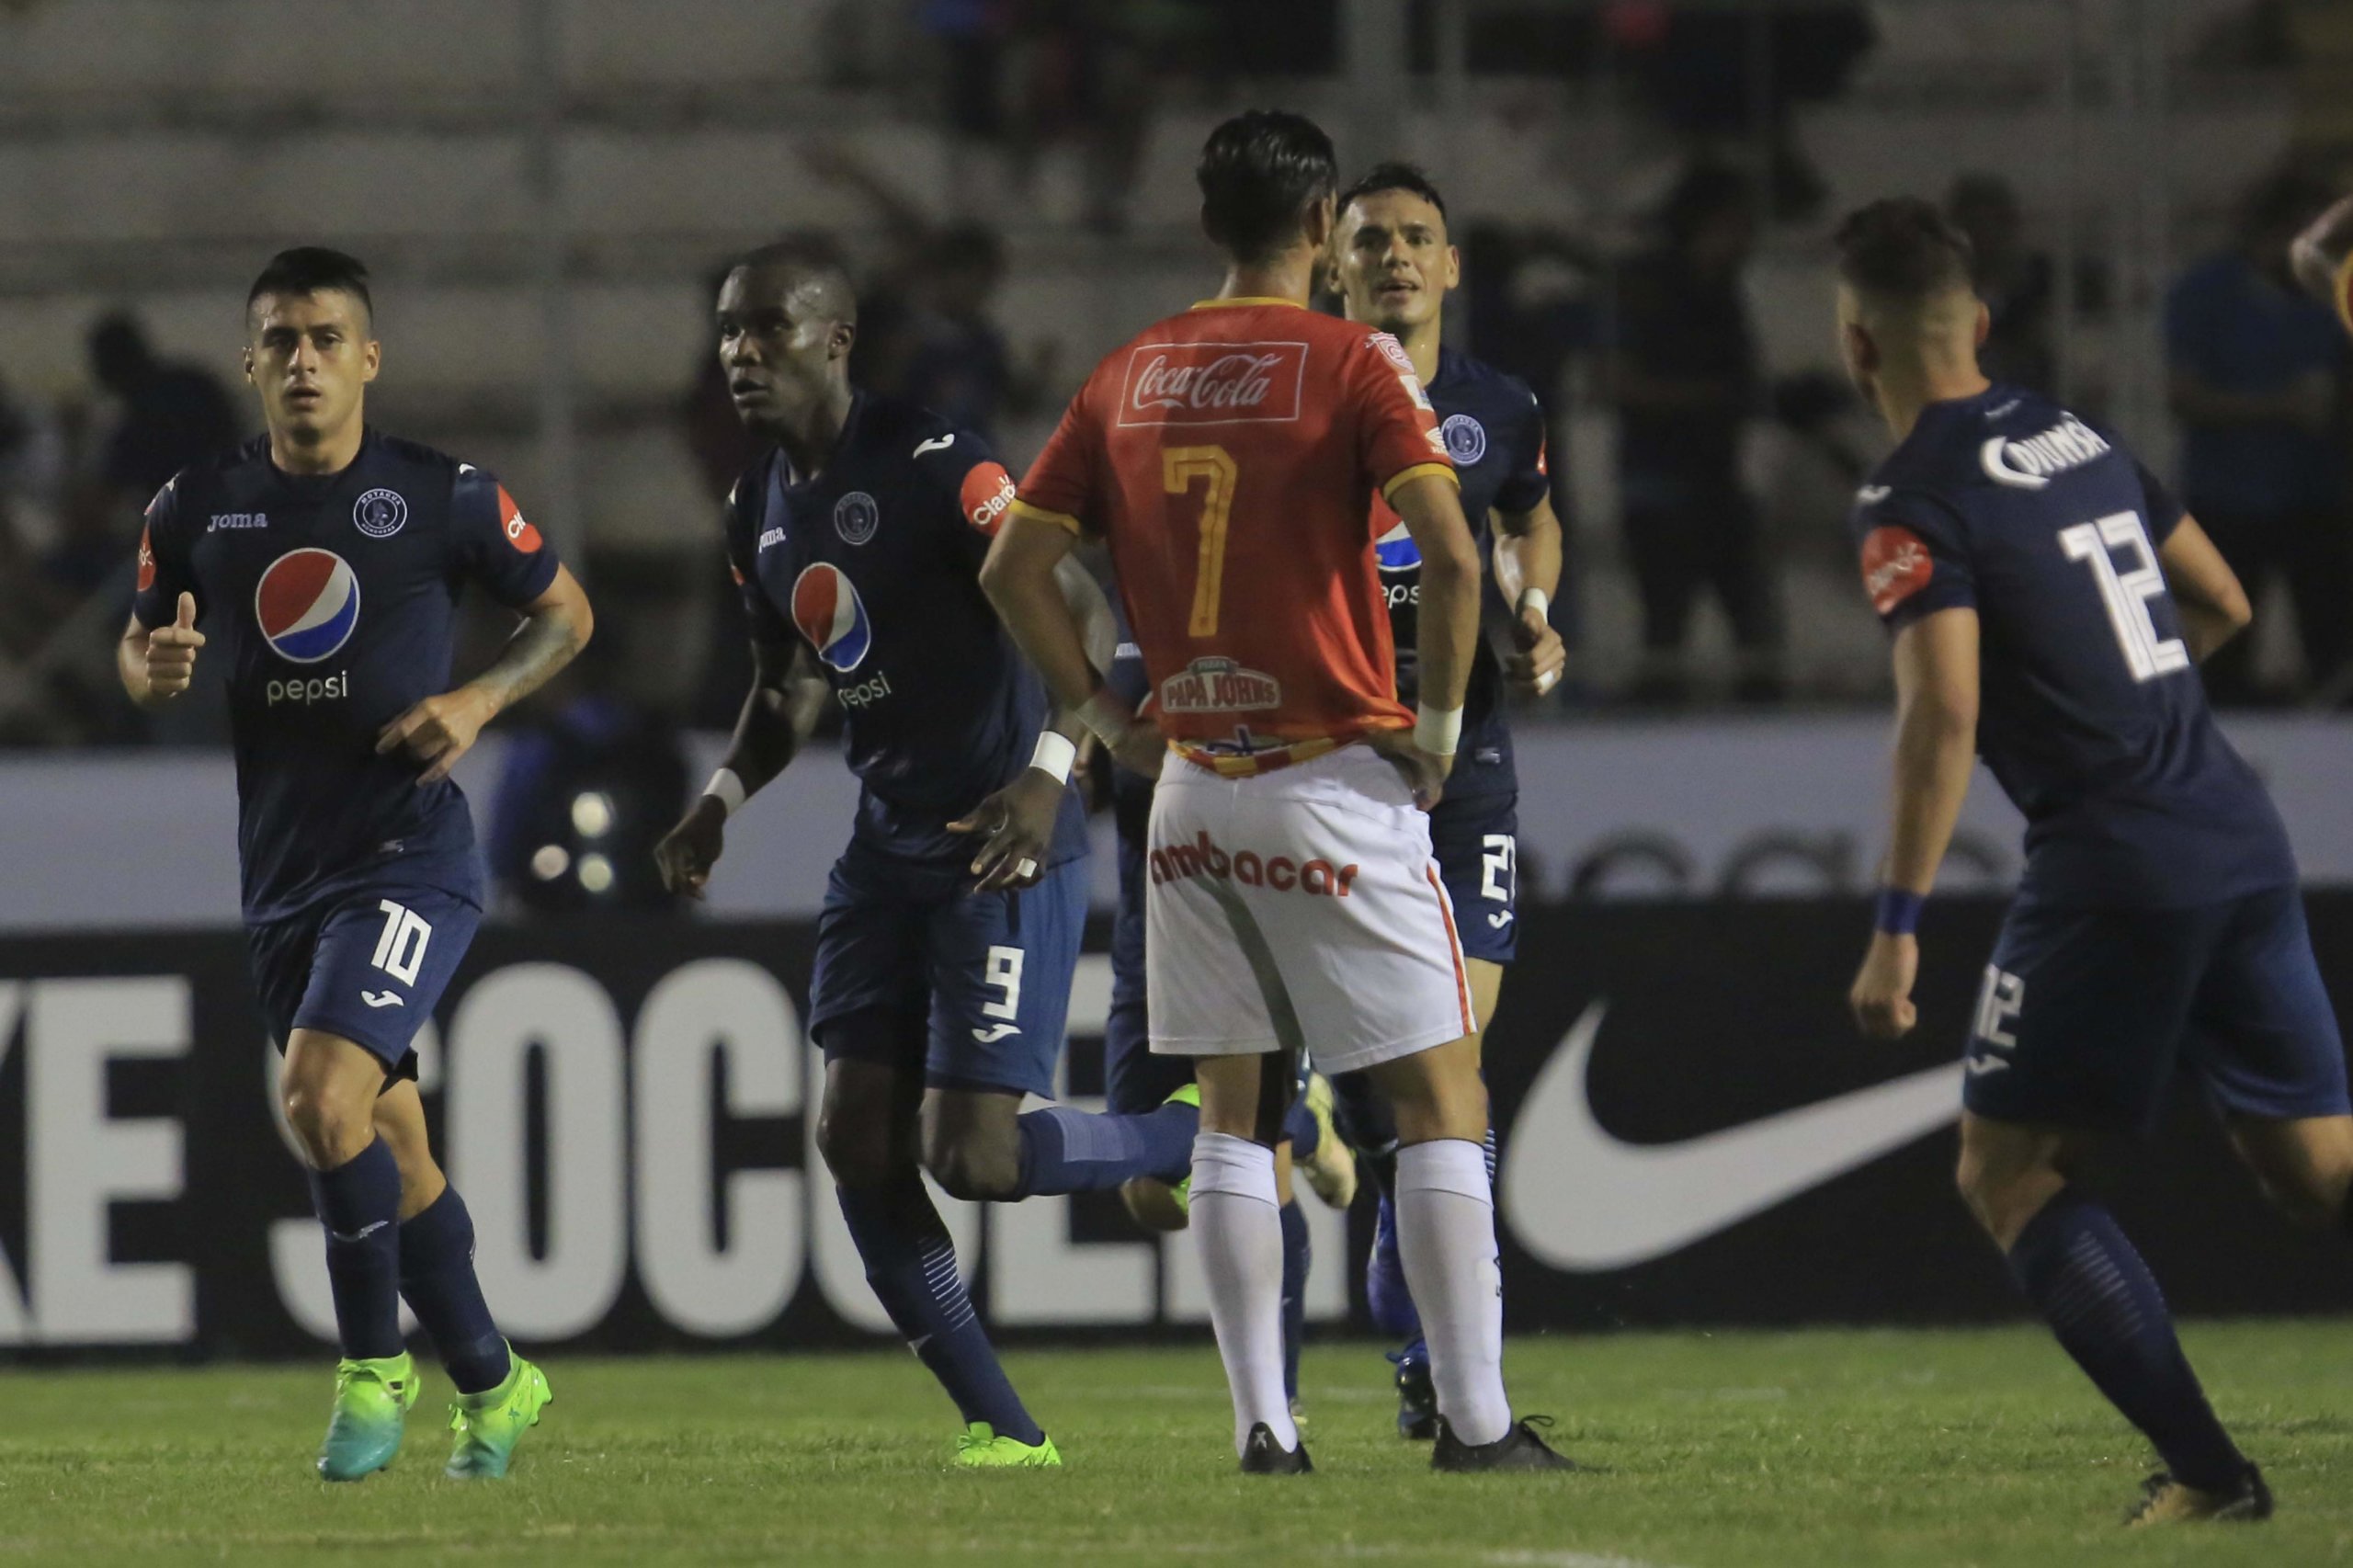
[1189,296,1304,311]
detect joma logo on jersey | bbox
[1149,830,1358,897]
[1980,416,2109,490]
[208,513,268,531]
[1158,656,1281,714]
[757,527,786,551]
[1116,341,1306,427]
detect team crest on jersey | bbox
[1440,414,1487,465]
[790,562,873,672]
[1159,655,1281,714]
[352,488,408,540]
[1118,340,1306,428]
[834,491,881,546]
[256,548,361,664]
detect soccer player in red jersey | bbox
[980,110,1567,1474]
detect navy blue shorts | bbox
[1430,788,1518,966]
[247,880,481,1080]
[1963,884,2350,1134]
[809,838,1086,1099]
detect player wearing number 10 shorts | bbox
[119,247,587,1482]
[982,109,1567,1475]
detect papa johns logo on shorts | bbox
[256,548,360,664]
[352,488,408,539]
[1440,414,1486,465]
[790,562,873,673]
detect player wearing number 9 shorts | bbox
[120,247,590,1480]
[1834,199,2350,1526]
[985,110,1566,1474]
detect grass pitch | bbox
[2,1322,2348,1566]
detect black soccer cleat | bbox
[2124,1465,2272,1527]
[1429,1415,1576,1472]
[1239,1423,1313,1475]
[1391,1346,1438,1441]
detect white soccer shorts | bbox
[1144,742,1476,1073]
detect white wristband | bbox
[1030,731,1078,785]
[1078,690,1137,748]
[702,767,747,819]
[1415,703,1463,757]
[1518,587,1550,619]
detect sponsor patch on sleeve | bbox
[497,485,544,552]
[1535,436,1550,477]
[961,461,1017,536]
[136,523,155,592]
[1859,525,1934,616]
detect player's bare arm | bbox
[1851,606,1979,1040]
[2290,192,2353,318]
[375,562,592,786]
[1493,496,1565,698]
[951,556,1109,892]
[2155,516,2254,663]
[119,593,205,709]
[654,637,824,900]
[981,511,1160,778]
[1376,471,1481,805]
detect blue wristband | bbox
[1874,887,1926,937]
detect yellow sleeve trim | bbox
[1008,497,1085,534]
[2336,250,2353,335]
[1381,462,1460,502]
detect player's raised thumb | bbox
[175,592,198,630]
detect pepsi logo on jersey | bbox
[256,548,360,665]
[790,562,873,674]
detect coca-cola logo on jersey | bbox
[1116,340,1306,427]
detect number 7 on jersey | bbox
[1163,446,1237,636]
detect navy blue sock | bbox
[838,1173,1043,1446]
[398,1187,509,1394]
[1011,1100,1196,1198]
[1280,1096,1319,1160]
[306,1138,404,1362]
[2006,1189,2246,1489]
[1279,1199,1310,1403]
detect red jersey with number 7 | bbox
[1011,298,1454,766]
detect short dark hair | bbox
[1338,161,1449,223]
[1197,109,1338,264]
[727,241,859,326]
[1833,198,1977,301]
[246,246,373,327]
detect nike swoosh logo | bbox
[1501,1000,1963,1271]
[914,435,956,457]
[971,1023,1020,1043]
[360,990,404,1008]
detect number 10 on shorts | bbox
[370,899,434,987]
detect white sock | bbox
[1188,1131,1297,1456]
[1395,1138,1512,1447]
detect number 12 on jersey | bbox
[2060,510,2188,683]
[1163,446,1237,636]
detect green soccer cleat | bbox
[316,1350,421,1482]
[1165,1082,1201,1216]
[444,1346,551,1480]
[954,1423,1063,1468]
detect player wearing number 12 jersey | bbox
[119,248,586,1481]
[1834,200,2352,1527]
[983,109,1565,1475]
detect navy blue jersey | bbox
[1370,347,1551,792]
[1849,384,2294,907]
[132,431,559,923]
[726,392,1086,867]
